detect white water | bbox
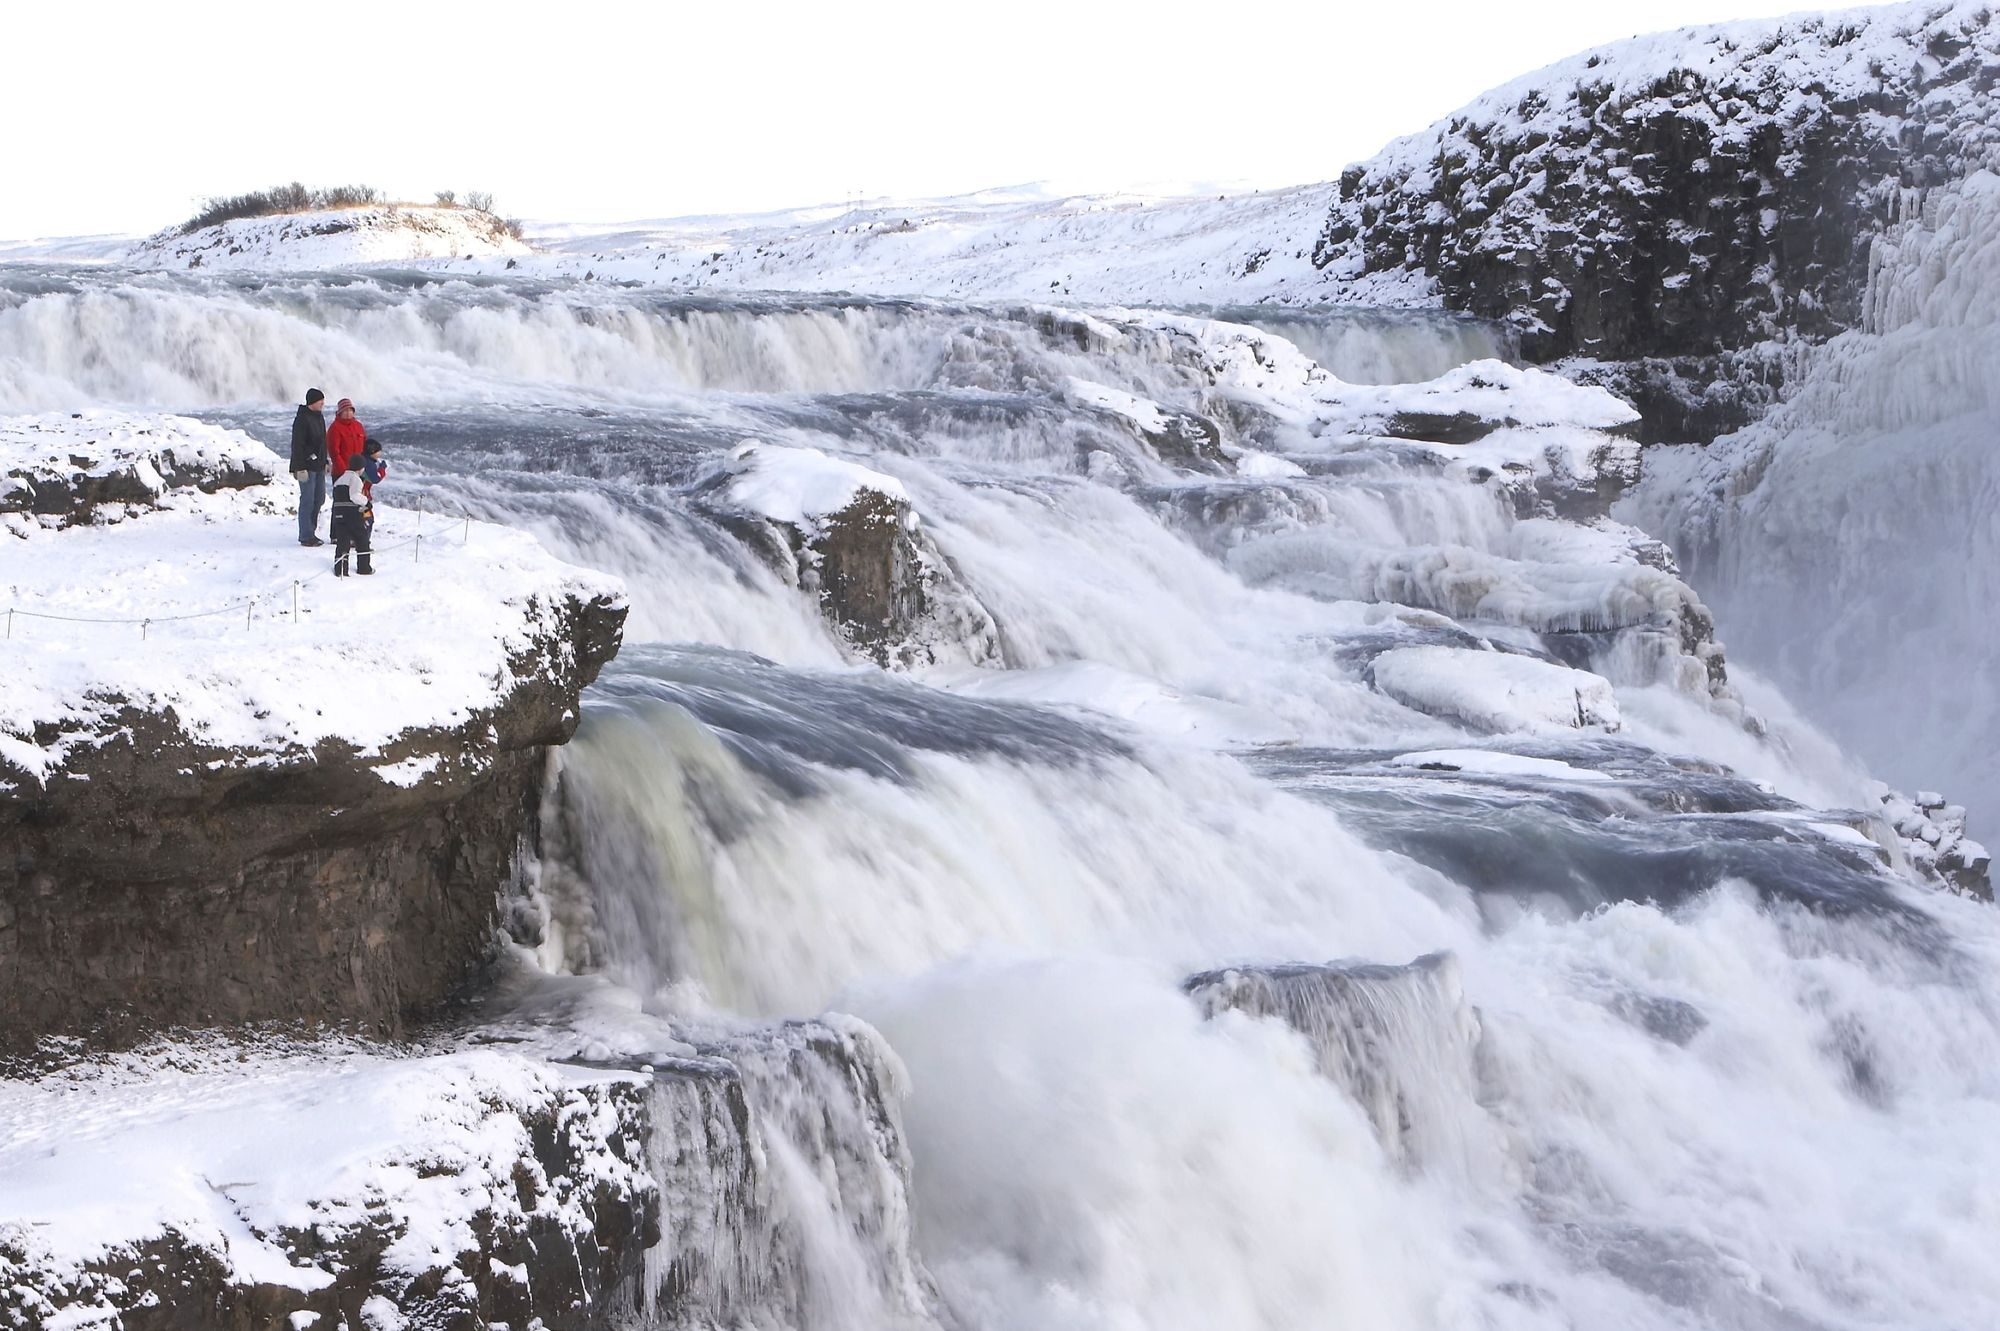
[9,264,1998,1330]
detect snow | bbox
[372,753,444,788]
[1371,645,1620,733]
[1387,748,1613,782]
[1231,450,1308,479]
[0,1040,644,1306]
[937,661,1297,748]
[724,441,910,528]
[1317,0,2000,320]
[127,206,530,272]
[1355,359,1640,435]
[0,411,623,785]
[1066,378,1173,434]
[1,409,275,500]
[415,183,1350,309]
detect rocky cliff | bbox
[0,413,626,1054]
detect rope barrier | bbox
[3,494,484,639]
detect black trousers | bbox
[332,505,372,575]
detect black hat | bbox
[362,437,383,455]
[305,388,325,404]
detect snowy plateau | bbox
[3,1,2000,1330]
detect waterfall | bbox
[1184,952,1495,1178]
[11,262,2000,1329]
[1627,169,2000,830]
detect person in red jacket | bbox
[327,398,367,478]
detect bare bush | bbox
[434,189,458,207]
[182,183,383,232]
[465,190,495,214]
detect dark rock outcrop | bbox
[0,592,626,1055]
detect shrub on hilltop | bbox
[180,184,523,238]
[182,183,384,232]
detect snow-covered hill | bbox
[432,182,1352,307]
[129,204,531,271]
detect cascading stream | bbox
[10,264,1998,1330]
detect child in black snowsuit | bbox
[330,455,373,577]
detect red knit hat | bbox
[336,397,355,413]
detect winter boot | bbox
[356,551,374,576]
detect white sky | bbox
[4,0,1832,240]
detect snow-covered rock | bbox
[0,1043,657,1330]
[1,412,620,787]
[2,412,273,525]
[1880,787,1992,900]
[1314,0,2000,410]
[1370,645,1620,732]
[0,1007,944,1331]
[0,412,627,1051]
[130,205,532,272]
[704,443,1003,670]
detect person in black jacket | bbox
[289,388,329,546]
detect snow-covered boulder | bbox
[1359,359,1640,443]
[129,204,532,272]
[1,412,273,525]
[0,1045,658,1330]
[0,412,626,1052]
[1881,787,1993,900]
[1370,645,1620,733]
[703,442,1003,670]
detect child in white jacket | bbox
[330,458,373,577]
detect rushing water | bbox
[5,265,1998,1330]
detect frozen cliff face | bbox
[1628,168,2000,841]
[1316,1,2000,371]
